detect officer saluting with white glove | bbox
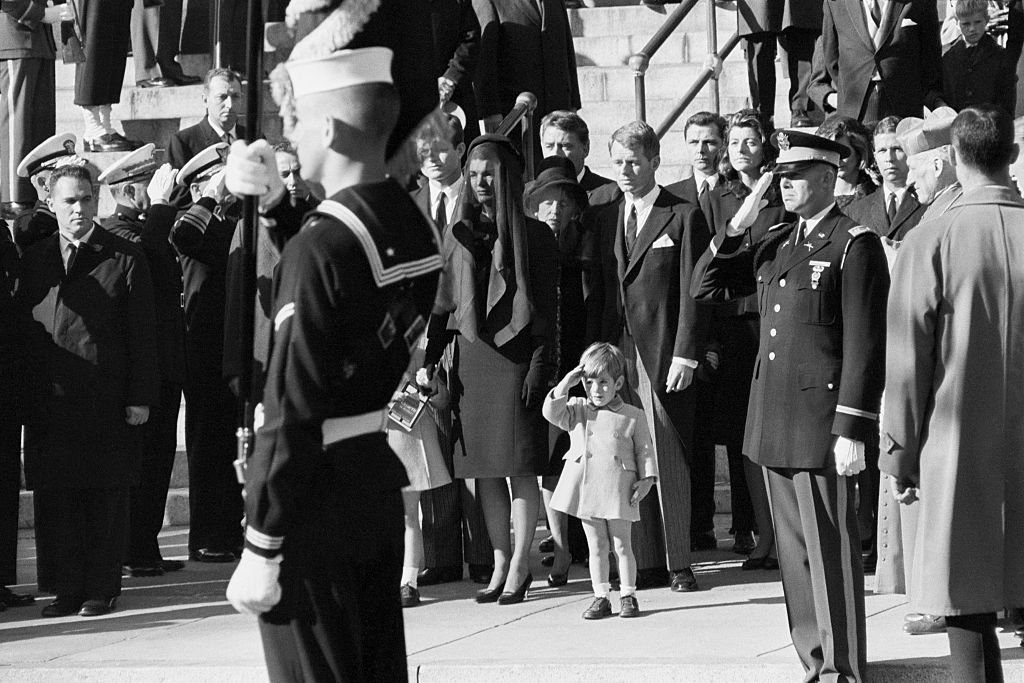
[691,129,889,683]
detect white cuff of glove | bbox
[833,436,865,477]
[226,548,283,616]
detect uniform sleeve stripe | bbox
[836,405,878,420]
[178,205,213,233]
[315,200,443,288]
[274,302,295,331]
[245,527,284,550]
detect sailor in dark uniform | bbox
[224,45,442,682]
[98,145,187,576]
[170,142,243,563]
[692,129,889,682]
[11,133,78,251]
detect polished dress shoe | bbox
[582,596,612,619]
[0,586,35,607]
[400,584,420,608]
[547,572,568,588]
[83,133,140,153]
[41,595,85,617]
[474,585,503,604]
[79,597,115,617]
[670,567,699,592]
[741,555,779,571]
[189,548,237,563]
[124,564,164,577]
[161,559,185,572]
[620,595,640,618]
[731,532,756,555]
[468,563,493,585]
[136,77,175,88]
[691,532,717,551]
[497,573,533,605]
[538,536,554,553]
[417,565,462,585]
[903,613,946,635]
[635,567,670,590]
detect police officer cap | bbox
[176,142,229,187]
[97,143,159,186]
[896,107,957,156]
[771,129,851,174]
[16,133,78,178]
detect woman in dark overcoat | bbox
[425,135,558,604]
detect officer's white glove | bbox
[226,548,282,615]
[145,164,177,205]
[833,436,866,477]
[726,172,773,237]
[225,139,285,211]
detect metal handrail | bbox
[629,0,739,139]
[495,92,538,179]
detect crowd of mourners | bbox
[2,0,1024,681]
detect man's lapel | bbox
[624,199,672,280]
[876,0,913,51]
[890,190,920,236]
[612,201,627,283]
[778,209,841,275]
[842,0,877,53]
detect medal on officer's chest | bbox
[809,260,830,290]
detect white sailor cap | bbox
[176,142,229,186]
[771,129,851,173]
[285,46,393,99]
[97,143,159,185]
[17,133,78,178]
[896,107,958,157]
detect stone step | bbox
[573,28,743,68]
[568,3,733,38]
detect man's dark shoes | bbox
[79,597,116,617]
[125,564,164,577]
[670,567,699,592]
[161,559,185,572]
[732,532,756,555]
[903,613,946,635]
[468,563,493,584]
[0,586,34,607]
[83,133,140,153]
[417,565,462,585]
[169,74,201,86]
[583,596,612,619]
[691,532,717,551]
[41,595,85,617]
[636,567,670,590]
[190,548,237,563]
[620,594,641,618]
[136,77,175,88]
[400,584,420,608]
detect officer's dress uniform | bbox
[244,179,442,682]
[170,195,242,556]
[693,203,888,682]
[103,201,185,569]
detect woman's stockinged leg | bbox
[476,477,512,592]
[506,475,540,591]
[400,490,423,587]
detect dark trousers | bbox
[744,28,817,119]
[857,428,880,557]
[766,466,866,682]
[131,0,187,81]
[0,402,20,586]
[259,488,407,683]
[947,612,1003,683]
[184,367,242,553]
[210,0,247,72]
[690,379,717,536]
[0,57,55,204]
[725,439,756,534]
[127,381,182,566]
[34,486,129,599]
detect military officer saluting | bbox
[692,129,889,682]
[11,133,79,251]
[224,40,442,683]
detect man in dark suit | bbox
[430,0,482,143]
[540,111,613,194]
[810,0,944,122]
[693,129,889,681]
[19,163,159,617]
[589,120,711,592]
[0,0,60,210]
[665,111,726,235]
[98,146,187,577]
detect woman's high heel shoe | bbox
[475,584,503,603]
[497,573,533,605]
[547,572,568,588]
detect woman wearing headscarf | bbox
[817,114,878,209]
[424,135,558,604]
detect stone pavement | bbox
[1,523,1022,682]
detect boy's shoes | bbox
[620,595,640,618]
[670,567,699,592]
[583,596,612,620]
[400,584,420,608]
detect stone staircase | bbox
[16,3,786,528]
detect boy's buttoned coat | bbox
[881,185,1024,616]
[544,392,657,521]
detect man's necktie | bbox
[65,243,77,276]
[887,192,898,226]
[870,0,882,26]
[434,193,447,231]
[223,132,233,145]
[698,180,715,231]
[791,221,806,256]
[625,204,638,254]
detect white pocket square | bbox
[900,17,917,27]
[652,234,676,249]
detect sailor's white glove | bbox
[226,548,282,615]
[225,139,285,211]
[833,436,866,477]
